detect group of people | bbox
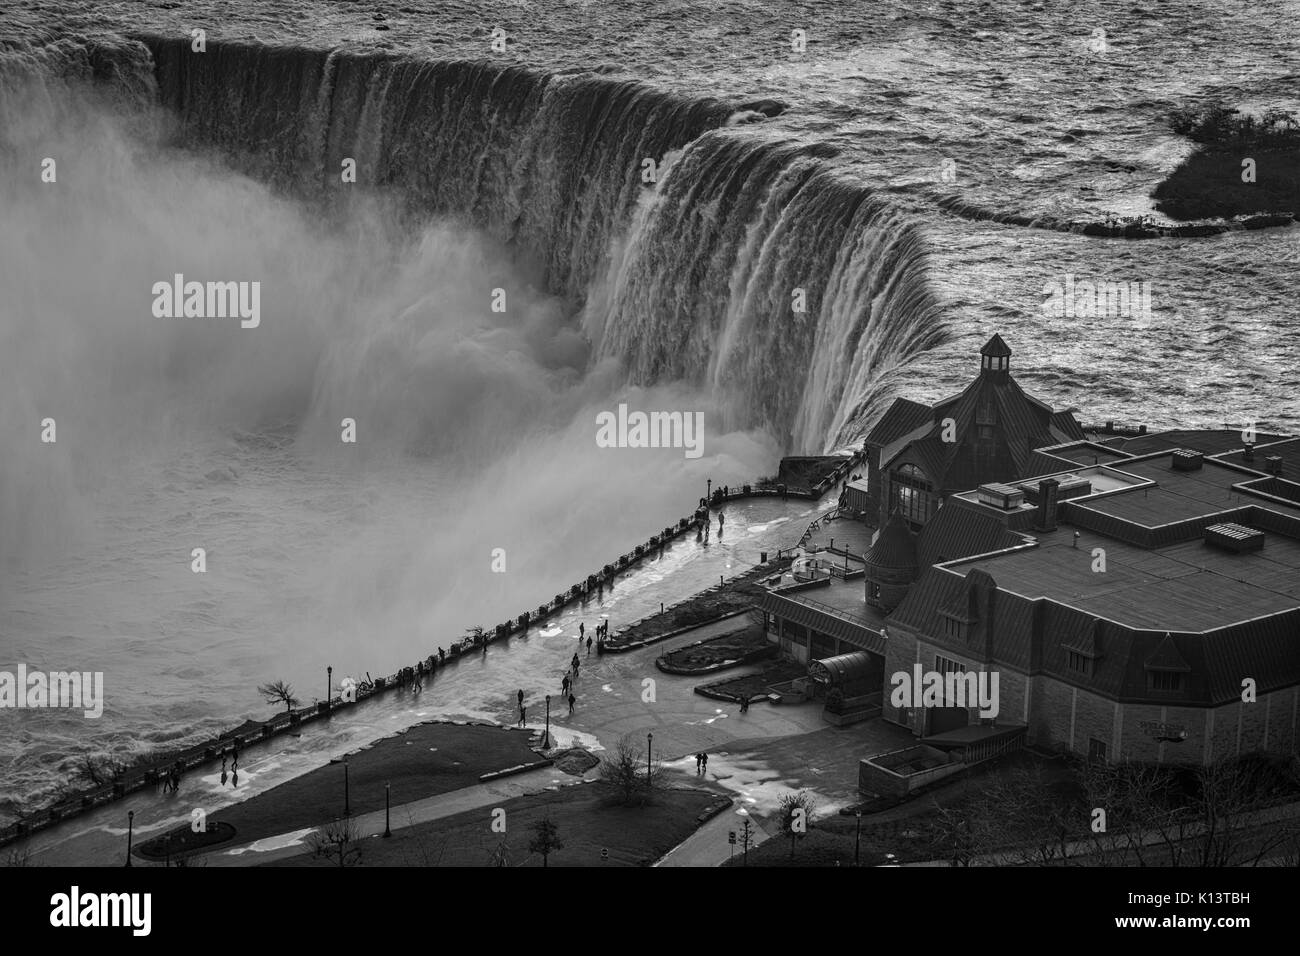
[693,752,710,774]
[218,749,240,788]
[516,625,599,729]
[161,761,184,795]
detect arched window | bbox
[892,464,934,524]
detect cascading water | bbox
[0,34,946,821]
[135,36,947,449]
[585,133,946,452]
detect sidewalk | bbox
[656,807,773,867]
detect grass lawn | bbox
[698,661,806,701]
[271,782,724,867]
[137,822,236,861]
[609,559,790,648]
[724,820,890,868]
[657,625,773,673]
[201,722,541,848]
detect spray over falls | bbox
[134,36,947,453]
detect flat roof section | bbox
[1087,456,1300,526]
[954,524,1300,631]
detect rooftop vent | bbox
[1266,455,1284,477]
[1204,522,1265,554]
[977,482,1025,510]
[1171,449,1203,472]
[1021,474,1092,504]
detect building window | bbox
[892,464,934,524]
[935,655,965,677]
[1067,651,1092,676]
[1148,670,1184,692]
[868,581,881,602]
[1088,738,1107,761]
[939,612,972,643]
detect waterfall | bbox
[7,34,948,453]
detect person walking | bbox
[517,688,524,709]
[579,622,585,641]
[518,704,526,727]
[568,693,576,715]
[700,752,708,773]
[695,752,702,774]
[586,635,593,656]
[562,675,571,696]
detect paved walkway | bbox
[656,804,773,867]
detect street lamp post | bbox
[544,695,551,749]
[326,665,332,710]
[384,782,391,838]
[707,478,712,503]
[343,759,350,818]
[125,810,134,867]
[164,832,171,868]
[855,809,862,866]
[646,732,653,782]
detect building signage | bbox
[1138,720,1188,743]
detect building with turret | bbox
[843,335,1084,532]
[760,335,1300,766]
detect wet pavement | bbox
[13,496,909,866]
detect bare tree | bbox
[487,838,511,867]
[310,817,363,867]
[257,679,299,713]
[778,791,818,860]
[75,755,124,788]
[528,816,563,868]
[599,735,660,805]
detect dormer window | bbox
[939,611,971,643]
[1148,670,1184,692]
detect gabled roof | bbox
[901,369,1064,492]
[915,500,1029,568]
[1145,633,1191,672]
[866,398,933,447]
[1060,617,1105,659]
[1050,410,1087,442]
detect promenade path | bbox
[17,496,840,866]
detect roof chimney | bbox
[1266,455,1284,477]
[1242,443,1255,462]
[1035,478,1060,532]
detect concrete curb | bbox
[478,758,555,783]
[605,608,752,654]
[656,644,777,676]
[696,795,735,825]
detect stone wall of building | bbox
[882,622,1300,764]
